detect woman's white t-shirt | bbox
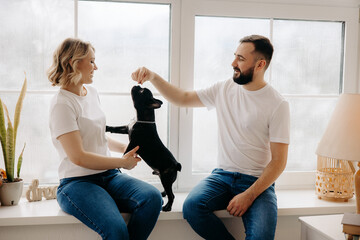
[49,85,109,179]
[197,79,290,177]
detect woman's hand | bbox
[121,146,141,170]
[131,67,155,85]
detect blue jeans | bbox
[57,169,163,240]
[183,168,277,240]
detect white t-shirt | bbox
[197,79,290,177]
[49,85,109,179]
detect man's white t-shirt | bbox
[197,79,290,177]
[49,85,109,179]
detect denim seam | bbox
[59,191,106,239]
[116,196,141,209]
[204,190,229,214]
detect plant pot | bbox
[0,180,24,206]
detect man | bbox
[131,35,290,240]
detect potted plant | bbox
[0,76,27,206]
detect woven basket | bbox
[315,156,355,202]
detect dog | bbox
[106,85,181,212]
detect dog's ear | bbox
[149,98,163,109]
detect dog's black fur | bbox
[106,85,181,212]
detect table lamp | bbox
[315,93,360,213]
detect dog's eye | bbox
[139,89,144,94]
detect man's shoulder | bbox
[266,84,287,103]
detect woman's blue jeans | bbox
[183,168,277,240]
[57,169,163,240]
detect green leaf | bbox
[0,99,7,172]
[13,77,27,156]
[5,120,14,182]
[17,143,26,178]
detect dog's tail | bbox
[177,163,182,172]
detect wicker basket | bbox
[315,156,355,202]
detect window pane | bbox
[0,0,73,184]
[193,16,270,173]
[192,17,344,174]
[0,0,73,90]
[78,1,170,183]
[0,93,59,183]
[287,97,338,171]
[193,108,218,172]
[194,16,270,89]
[78,1,170,93]
[272,20,344,94]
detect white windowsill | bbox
[0,189,356,227]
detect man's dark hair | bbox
[239,35,273,69]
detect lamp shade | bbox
[316,93,360,162]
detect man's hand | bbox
[227,191,255,217]
[131,67,155,85]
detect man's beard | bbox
[233,66,254,85]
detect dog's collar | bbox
[136,120,155,124]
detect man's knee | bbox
[182,193,207,220]
[245,224,276,240]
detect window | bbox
[0,0,171,184]
[192,17,344,173]
[177,1,359,189]
[0,0,358,190]
[0,0,74,183]
[77,0,171,183]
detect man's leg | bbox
[183,169,235,240]
[240,183,277,240]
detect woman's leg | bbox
[182,169,235,240]
[57,175,129,240]
[105,170,163,240]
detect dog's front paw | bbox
[161,191,167,197]
[162,204,172,212]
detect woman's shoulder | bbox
[84,84,98,95]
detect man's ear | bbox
[256,59,267,70]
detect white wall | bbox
[0,215,303,240]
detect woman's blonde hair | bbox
[47,38,95,87]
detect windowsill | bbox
[0,189,356,227]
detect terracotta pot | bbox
[0,181,24,206]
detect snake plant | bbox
[0,76,27,182]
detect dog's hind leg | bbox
[159,171,177,212]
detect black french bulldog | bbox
[106,85,181,212]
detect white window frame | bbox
[175,0,359,191]
[3,0,357,188]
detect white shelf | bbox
[0,189,356,226]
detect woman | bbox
[47,38,162,240]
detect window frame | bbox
[176,0,359,190]
[1,0,358,189]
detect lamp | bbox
[316,93,360,213]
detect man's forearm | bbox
[245,143,288,200]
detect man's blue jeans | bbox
[57,169,163,240]
[183,168,277,240]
